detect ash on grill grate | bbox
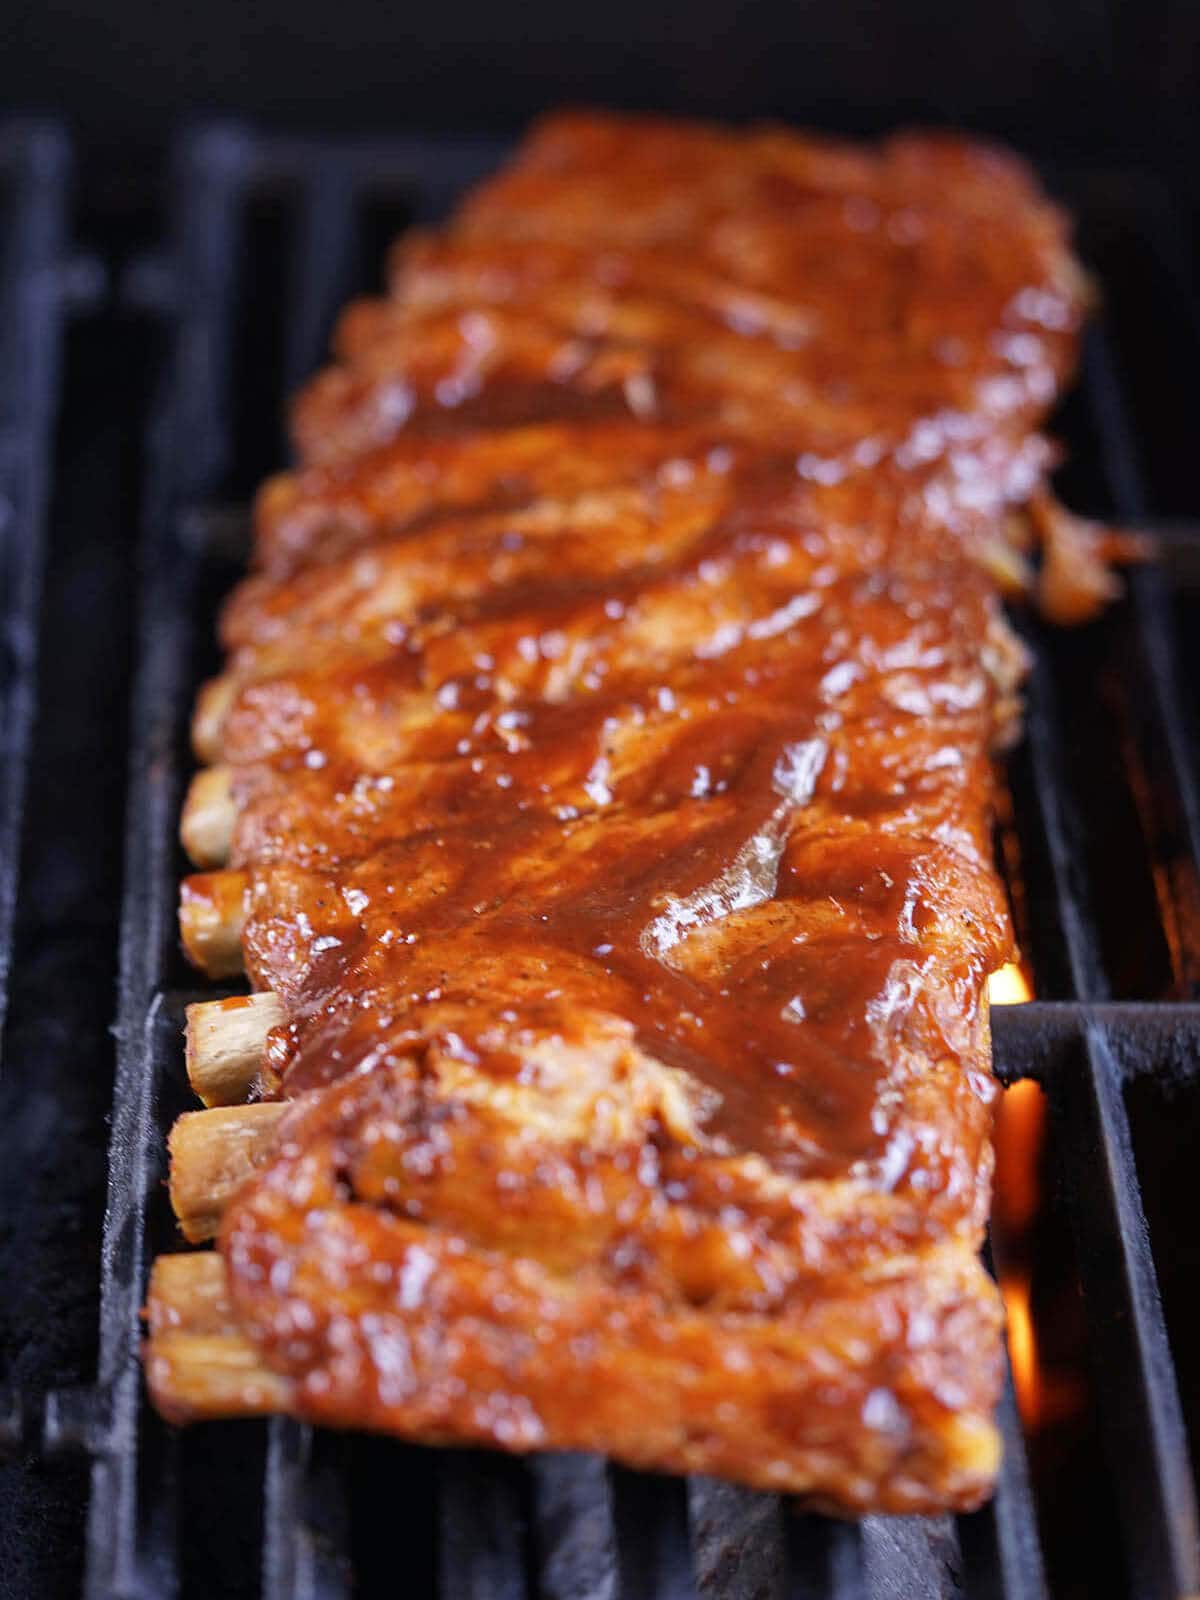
[7,124,1197,1599]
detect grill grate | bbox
[0,123,1195,1597]
[0,121,72,1059]
[0,118,74,1456]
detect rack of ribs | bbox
[145,111,1113,1513]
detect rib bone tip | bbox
[193,677,236,764]
[168,1100,289,1242]
[179,870,249,979]
[185,990,284,1105]
[181,765,236,868]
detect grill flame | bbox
[1003,1276,1038,1421]
[989,961,1043,1429]
[988,961,1033,1006]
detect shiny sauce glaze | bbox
[290,121,1083,466]
[217,114,1078,1196]
[165,113,1105,1502]
[231,467,1015,1184]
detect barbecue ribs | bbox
[145,112,1106,1512]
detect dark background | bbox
[2,0,1199,205]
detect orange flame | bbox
[988,961,1033,1006]
[1003,1276,1039,1426]
[993,1070,1046,1429]
[988,960,1044,1429]
[994,1078,1045,1235]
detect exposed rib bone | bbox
[193,676,236,764]
[144,1253,292,1422]
[179,871,248,978]
[169,1101,289,1242]
[185,991,284,1106]
[181,765,236,868]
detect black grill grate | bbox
[0,119,74,1458]
[0,123,1197,1598]
[0,122,72,1058]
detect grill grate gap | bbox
[611,1467,695,1600]
[179,1421,269,1600]
[436,1448,531,1600]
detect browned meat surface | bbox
[290,118,1084,469]
[144,111,1104,1512]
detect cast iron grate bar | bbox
[1061,1022,1200,1592]
[264,1421,352,1600]
[55,123,1199,1599]
[0,119,73,1463]
[957,1374,1049,1600]
[531,1453,621,1599]
[0,120,72,1057]
[688,1478,788,1598]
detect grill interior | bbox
[1,121,1199,1600]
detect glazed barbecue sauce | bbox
[228,122,1072,1188]
[245,479,1012,1180]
